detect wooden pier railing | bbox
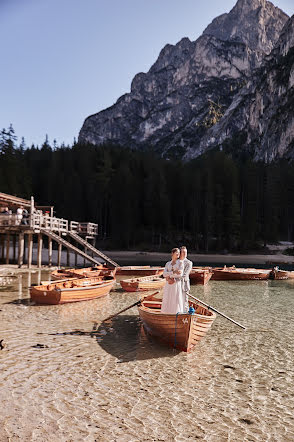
[0,213,97,236]
[0,212,118,268]
[69,221,98,237]
[30,213,69,232]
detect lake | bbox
[0,269,294,441]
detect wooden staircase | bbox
[40,228,102,266]
[68,231,118,267]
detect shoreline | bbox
[1,251,293,272]
[93,250,294,266]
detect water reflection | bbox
[17,275,23,303]
[0,275,16,291]
[203,282,212,298]
[37,269,41,285]
[262,280,270,300]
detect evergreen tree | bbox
[1,125,294,252]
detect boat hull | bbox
[70,268,116,278]
[116,266,164,276]
[30,279,115,305]
[138,296,216,352]
[211,267,271,281]
[51,265,111,280]
[51,269,74,280]
[120,276,166,292]
[190,268,213,285]
[269,269,289,280]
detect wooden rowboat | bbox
[138,292,216,352]
[269,267,289,280]
[51,265,112,280]
[51,268,74,280]
[116,266,164,276]
[211,266,271,281]
[190,267,213,285]
[120,275,166,292]
[30,275,115,305]
[70,266,116,278]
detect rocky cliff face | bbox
[203,0,287,55]
[78,0,289,160]
[192,15,294,162]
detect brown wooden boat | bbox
[120,275,166,292]
[211,266,271,281]
[51,268,74,280]
[51,265,112,280]
[287,271,294,279]
[138,292,216,352]
[269,267,289,280]
[190,267,213,285]
[70,266,116,278]
[30,275,115,305]
[116,266,164,276]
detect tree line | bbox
[1,125,294,252]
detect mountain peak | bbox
[78,0,291,159]
[203,0,289,54]
[234,0,266,10]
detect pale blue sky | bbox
[0,0,293,147]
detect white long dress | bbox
[161,260,185,314]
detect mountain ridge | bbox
[78,0,290,161]
[191,14,294,162]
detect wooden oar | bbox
[102,300,141,322]
[102,291,160,322]
[188,293,246,330]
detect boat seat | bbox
[143,300,162,309]
[143,300,162,304]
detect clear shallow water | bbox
[0,270,294,441]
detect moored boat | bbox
[51,265,112,280]
[116,266,164,276]
[120,275,166,292]
[30,275,115,305]
[211,266,271,281]
[190,267,213,285]
[287,271,294,279]
[51,268,74,280]
[269,267,289,280]
[138,292,216,352]
[70,266,116,278]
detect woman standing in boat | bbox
[161,248,184,314]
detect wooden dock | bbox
[0,193,118,268]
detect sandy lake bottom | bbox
[1,269,294,441]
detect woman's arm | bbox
[163,262,172,278]
[170,261,184,278]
